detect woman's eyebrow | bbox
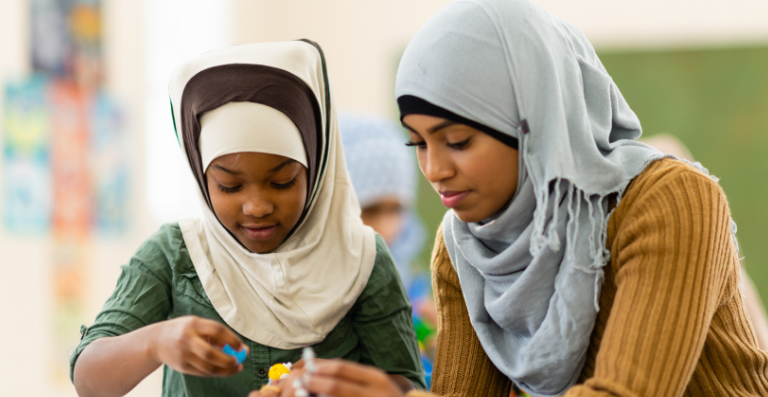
[401,119,458,135]
[270,159,297,173]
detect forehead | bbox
[208,152,300,174]
[403,114,481,136]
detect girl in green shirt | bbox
[69,40,424,397]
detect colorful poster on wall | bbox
[50,235,90,385]
[31,0,103,88]
[31,0,70,76]
[51,80,92,235]
[2,77,52,234]
[90,92,128,234]
[26,0,128,387]
[49,81,92,385]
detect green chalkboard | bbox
[413,45,768,301]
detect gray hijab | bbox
[395,0,666,395]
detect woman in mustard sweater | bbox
[251,0,768,396]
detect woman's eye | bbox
[405,141,426,149]
[272,178,297,189]
[447,138,470,149]
[218,184,242,193]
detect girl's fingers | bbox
[189,335,240,369]
[195,318,246,351]
[185,352,242,377]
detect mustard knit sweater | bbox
[407,159,768,397]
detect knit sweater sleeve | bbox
[426,225,513,397]
[566,165,740,396]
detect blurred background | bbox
[0,0,766,396]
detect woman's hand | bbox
[151,315,248,377]
[305,359,407,397]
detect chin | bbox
[452,209,488,224]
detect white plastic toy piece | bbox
[293,377,309,397]
[292,347,323,397]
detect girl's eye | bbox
[272,177,297,190]
[447,138,470,149]
[218,184,242,193]
[405,141,426,149]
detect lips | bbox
[241,224,278,240]
[439,190,470,208]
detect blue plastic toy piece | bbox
[223,344,247,364]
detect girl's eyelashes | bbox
[272,177,297,189]
[218,184,242,193]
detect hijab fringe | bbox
[529,156,741,312]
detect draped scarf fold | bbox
[169,41,376,349]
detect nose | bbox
[420,146,454,184]
[242,192,274,218]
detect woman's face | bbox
[402,114,519,223]
[206,152,308,253]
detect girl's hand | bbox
[151,315,248,377]
[305,359,407,397]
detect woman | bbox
[271,0,768,396]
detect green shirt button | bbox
[257,367,267,378]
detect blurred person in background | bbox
[641,133,768,350]
[283,0,768,396]
[339,113,426,290]
[339,113,438,387]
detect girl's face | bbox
[206,152,308,253]
[360,197,404,245]
[403,114,519,223]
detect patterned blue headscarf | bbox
[339,113,426,288]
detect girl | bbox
[292,1,768,396]
[338,113,426,291]
[69,40,425,397]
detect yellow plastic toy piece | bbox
[268,362,292,381]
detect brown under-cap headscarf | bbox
[168,40,376,349]
[179,63,322,210]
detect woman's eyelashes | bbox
[405,140,426,149]
[404,138,470,150]
[447,138,470,149]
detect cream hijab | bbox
[168,41,376,349]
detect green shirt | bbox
[70,223,425,396]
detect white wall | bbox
[535,0,768,49]
[232,0,768,121]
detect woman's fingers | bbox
[306,359,404,397]
[312,359,390,386]
[308,375,372,397]
[247,385,280,397]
